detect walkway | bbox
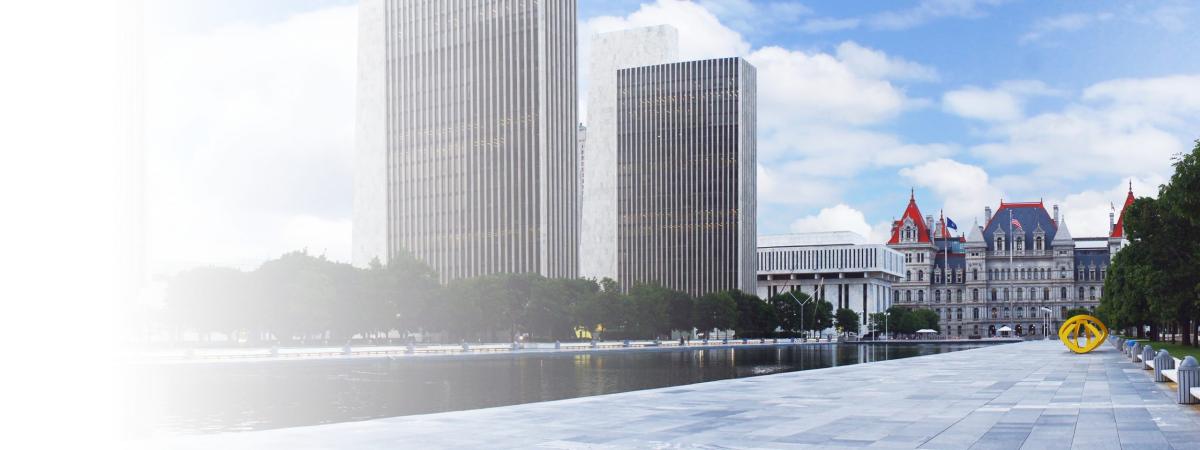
[140,340,1200,449]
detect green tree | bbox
[575,278,624,340]
[809,299,835,335]
[767,291,810,333]
[694,291,737,339]
[730,290,777,338]
[626,283,672,338]
[665,289,696,337]
[835,308,860,336]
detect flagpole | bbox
[1008,208,1014,336]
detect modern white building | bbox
[353,0,579,281]
[579,25,679,281]
[756,232,905,329]
[616,57,757,297]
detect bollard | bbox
[742,338,748,345]
[461,341,469,352]
[1154,350,1175,382]
[1131,343,1142,362]
[555,340,561,350]
[702,338,709,346]
[1141,345,1155,370]
[722,338,728,345]
[623,339,630,347]
[342,343,352,355]
[589,340,597,348]
[406,343,415,354]
[789,337,795,344]
[1176,356,1199,404]
[511,341,519,351]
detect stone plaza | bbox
[145,340,1200,449]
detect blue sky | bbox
[142,0,1200,270]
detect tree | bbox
[835,308,860,336]
[694,291,737,339]
[626,283,672,338]
[665,289,696,337]
[809,300,835,335]
[730,290,777,338]
[575,278,624,340]
[767,291,809,333]
[911,309,940,333]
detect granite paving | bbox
[139,340,1200,449]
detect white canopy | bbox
[916,329,937,333]
[998,326,1013,332]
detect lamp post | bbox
[787,290,814,341]
[1040,307,1052,341]
[883,311,891,341]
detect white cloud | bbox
[835,41,939,82]
[1020,12,1114,44]
[145,5,357,272]
[1051,177,1163,238]
[799,17,860,33]
[941,80,1062,122]
[943,88,1022,122]
[760,125,954,174]
[900,159,1004,226]
[757,163,842,207]
[868,0,1008,30]
[789,204,892,242]
[698,0,812,36]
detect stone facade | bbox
[886,188,1134,338]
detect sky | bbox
[142,0,1200,273]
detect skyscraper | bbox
[353,0,578,281]
[579,25,679,282]
[616,57,757,296]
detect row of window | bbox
[893,286,1101,303]
[904,265,1107,282]
[928,305,1092,322]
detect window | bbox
[1061,287,1068,299]
[1043,287,1050,301]
[972,268,978,281]
[1003,307,1011,318]
[1089,286,1096,300]
[1016,288,1023,300]
[956,289,963,302]
[972,289,979,301]
[1016,307,1024,319]
[918,270,924,281]
[973,308,980,319]
[905,290,911,302]
[990,289,997,301]
[893,290,899,303]
[1078,287,1085,300]
[956,308,963,320]
[1003,288,1010,301]
[906,270,911,281]
[918,290,925,302]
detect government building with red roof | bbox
[885,186,1135,338]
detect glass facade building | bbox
[354,0,578,281]
[615,57,757,296]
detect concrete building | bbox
[353,0,578,281]
[579,25,679,281]
[756,232,905,330]
[885,187,1135,337]
[616,57,757,296]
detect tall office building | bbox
[353,0,578,281]
[616,57,757,296]
[579,25,679,281]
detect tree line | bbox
[1101,139,1200,346]
[157,250,943,344]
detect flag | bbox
[946,217,958,231]
[1011,218,1023,229]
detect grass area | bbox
[1125,338,1200,360]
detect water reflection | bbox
[127,343,991,436]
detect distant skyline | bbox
[143,0,1200,273]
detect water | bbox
[126,342,993,436]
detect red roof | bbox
[1111,185,1135,238]
[887,193,930,244]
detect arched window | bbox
[991,307,999,319]
[972,268,978,281]
[995,236,1005,253]
[1078,287,1085,300]
[973,308,980,319]
[972,289,979,301]
[990,289,997,301]
[935,290,942,303]
[1016,288,1023,300]
[1016,307,1024,319]
[918,270,924,281]
[956,308,963,320]
[1043,287,1050,301]
[1061,287,1068,299]
[1003,288,1010,301]
[918,290,925,302]
[905,290,912,302]
[893,290,899,303]
[906,270,911,281]
[1088,286,1096,300]
[1003,307,1011,318]
[956,289,963,302]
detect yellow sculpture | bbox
[1058,314,1108,353]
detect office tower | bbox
[353,0,578,280]
[616,57,757,296]
[579,25,679,281]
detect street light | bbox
[883,311,891,341]
[786,290,814,342]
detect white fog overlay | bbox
[6,0,1200,448]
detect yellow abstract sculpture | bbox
[1058,314,1108,353]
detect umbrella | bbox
[916,329,937,333]
[997,326,1013,332]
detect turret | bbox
[984,206,992,223]
[1052,204,1059,224]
